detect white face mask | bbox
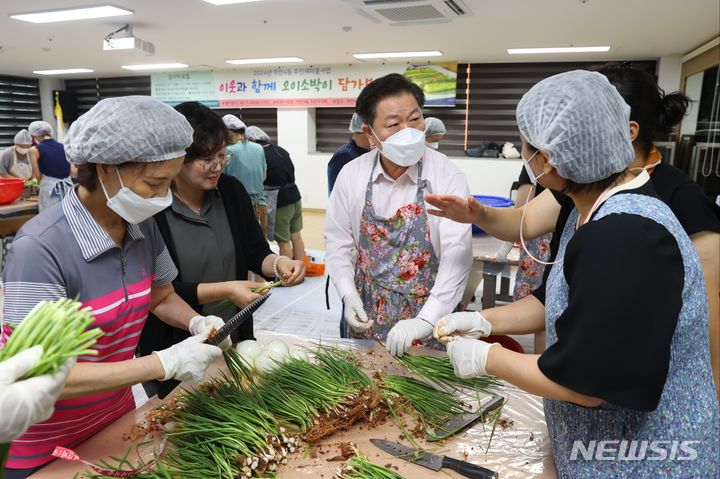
[371,127,425,167]
[15,147,29,155]
[99,166,172,224]
[426,141,439,150]
[519,181,562,267]
[518,148,561,266]
[521,149,544,185]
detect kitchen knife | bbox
[157,292,272,399]
[206,292,271,346]
[370,438,498,479]
[428,394,505,441]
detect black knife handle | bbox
[441,456,498,479]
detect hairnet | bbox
[516,70,635,184]
[424,117,446,136]
[245,126,271,142]
[28,121,53,137]
[348,113,364,133]
[222,114,246,131]
[64,96,193,165]
[14,129,32,145]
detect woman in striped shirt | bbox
[1,97,227,478]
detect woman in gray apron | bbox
[0,130,33,180]
[436,71,719,477]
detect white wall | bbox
[276,108,523,210]
[657,55,683,94]
[38,78,64,125]
[680,71,705,136]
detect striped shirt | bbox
[1,187,177,469]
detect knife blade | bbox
[428,394,505,441]
[157,292,272,399]
[206,292,271,346]
[370,439,498,479]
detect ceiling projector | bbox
[103,25,155,55]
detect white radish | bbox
[254,350,284,373]
[236,340,263,364]
[265,339,290,357]
[289,346,310,362]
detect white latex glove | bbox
[446,338,499,378]
[343,292,373,332]
[0,345,75,442]
[153,334,223,383]
[386,317,434,357]
[189,315,232,351]
[434,311,493,344]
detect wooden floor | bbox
[297,209,325,251]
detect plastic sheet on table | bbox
[31,331,557,479]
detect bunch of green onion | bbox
[397,353,501,392]
[166,375,295,478]
[335,452,406,479]
[250,280,283,294]
[311,344,374,389]
[378,374,469,430]
[0,298,101,377]
[254,356,360,430]
[1,298,101,477]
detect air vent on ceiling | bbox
[344,0,472,25]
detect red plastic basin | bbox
[0,177,25,205]
[483,334,525,353]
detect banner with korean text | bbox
[151,63,457,108]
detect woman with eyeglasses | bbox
[137,102,306,396]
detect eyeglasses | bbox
[195,150,232,171]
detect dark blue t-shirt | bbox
[327,138,370,195]
[36,139,70,179]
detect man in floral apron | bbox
[325,73,472,357]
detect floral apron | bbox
[544,193,719,478]
[347,158,442,350]
[513,233,551,301]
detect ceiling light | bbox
[225,57,304,65]
[352,51,443,60]
[34,69,94,75]
[203,0,264,4]
[10,5,133,24]
[121,63,189,71]
[507,46,610,54]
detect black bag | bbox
[466,141,501,158]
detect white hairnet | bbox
[222,114,246,131]
[516,70,635,184]
[348,113,364,134]
[64,96,193,165]
[28,121,53,137]
[245,126,271,142]
[424,117,446,136]
[14,129,32,145]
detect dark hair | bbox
[525,142,624,195]
[75,162,146,192]
[355,73,425,127]
[174,101,229,162]
[595,63,690,156]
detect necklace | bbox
[172,189,202,215]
